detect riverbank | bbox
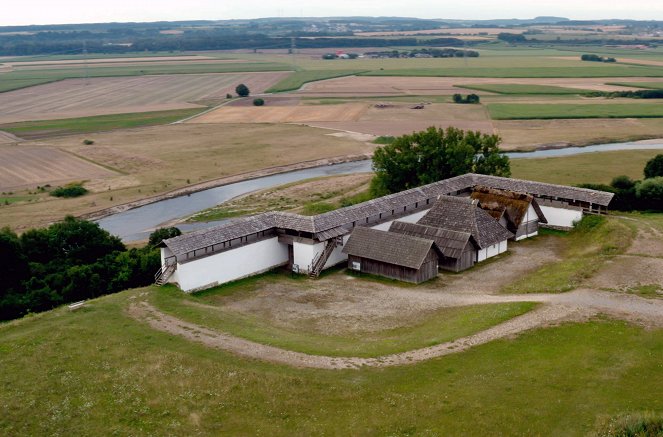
[82,153,372,223]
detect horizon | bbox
[2,0,663,27]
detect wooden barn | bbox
[470,185,547,240]
[342,227,442,284]
[418,195,514,262]
[389,221,479,272]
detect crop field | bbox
[0,146,117,191]
[191,100,494,136]
[0,72,290,124]
[609,81,663,90]
[191,102,369,123]
[0,108,207,140]
[456,84,592,94]
[0,61,291,93]
[489,102,663,120]
[295,75,650,96]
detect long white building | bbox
[157,173,613,292]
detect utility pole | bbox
[83,41,90,85]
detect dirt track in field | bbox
[0,130,22,144]
[0,72,290,124]
[128,222,663,369]
[0,145,117,190]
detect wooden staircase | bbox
[308,237,343,278]
[154,264,176,286]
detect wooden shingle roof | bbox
[418,195,514,248]
[342,227,440,269]
[389,221,478,259]
[164,173,611,260]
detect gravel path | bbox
[127,288,663,369]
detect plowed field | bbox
[0,72,290,123]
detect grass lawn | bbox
[489,102,663,119]
[266,69,369,93]
[151,283,535,357]
[0,108,208,139]
[456,83,592,94]
[502,216,635,294]
[510,149,663,185]
[1,288,662,435]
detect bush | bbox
[636,177,663,202]
[590,411,663,437]
[82,139,94,145]
[452,93,480,104]
[50,183,88,198]
[611,175,636,190]
[235,83,250,97]
[373,135,395,145]
[226,93,232,99]
[253,98,265,106]
[148,227,182,248]
[644,154,663,179]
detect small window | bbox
[351,261,361,271]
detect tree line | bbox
[0,217,181,321]
[578,154,663,211]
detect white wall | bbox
[540,205,583,228]
[176,237,288,292]
[477,240,507,262]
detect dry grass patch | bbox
[0,123,374,231]
[190,103,369,123]
[498,118,663,150]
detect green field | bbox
[153,283,535,357]
[0,62,292,93]
[266,69,369,92]
[489,102,663,119]
[457,84,592,94]
[1,287,662,435]
[0,108,208,139]
[608,81,663,90]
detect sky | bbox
[2,0,663,26]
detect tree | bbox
[371,126,510,195]
[636,177,663,202]
[148,227,182,248]
[235,83,250,97]
[644,154,663,179]
[253,98,265,106]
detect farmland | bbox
[0,146,117,191]
[489,102,663,120]
[0,123,375,231]
[0,72,290,123]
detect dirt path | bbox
[127,288,663,369]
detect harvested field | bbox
[4,55,216,66]
[297,75,652,96]
[192,99,494,136]
[497,118,663,150]
[191,103,369,123]
[0,145,117,191]
[0,130,22,144]
[0,72,290,124]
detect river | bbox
[97,141,663,242]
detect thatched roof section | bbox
[389,221,478,259]
[471,185,547,228]
[342,227,440,269]
[418,195,514,248]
